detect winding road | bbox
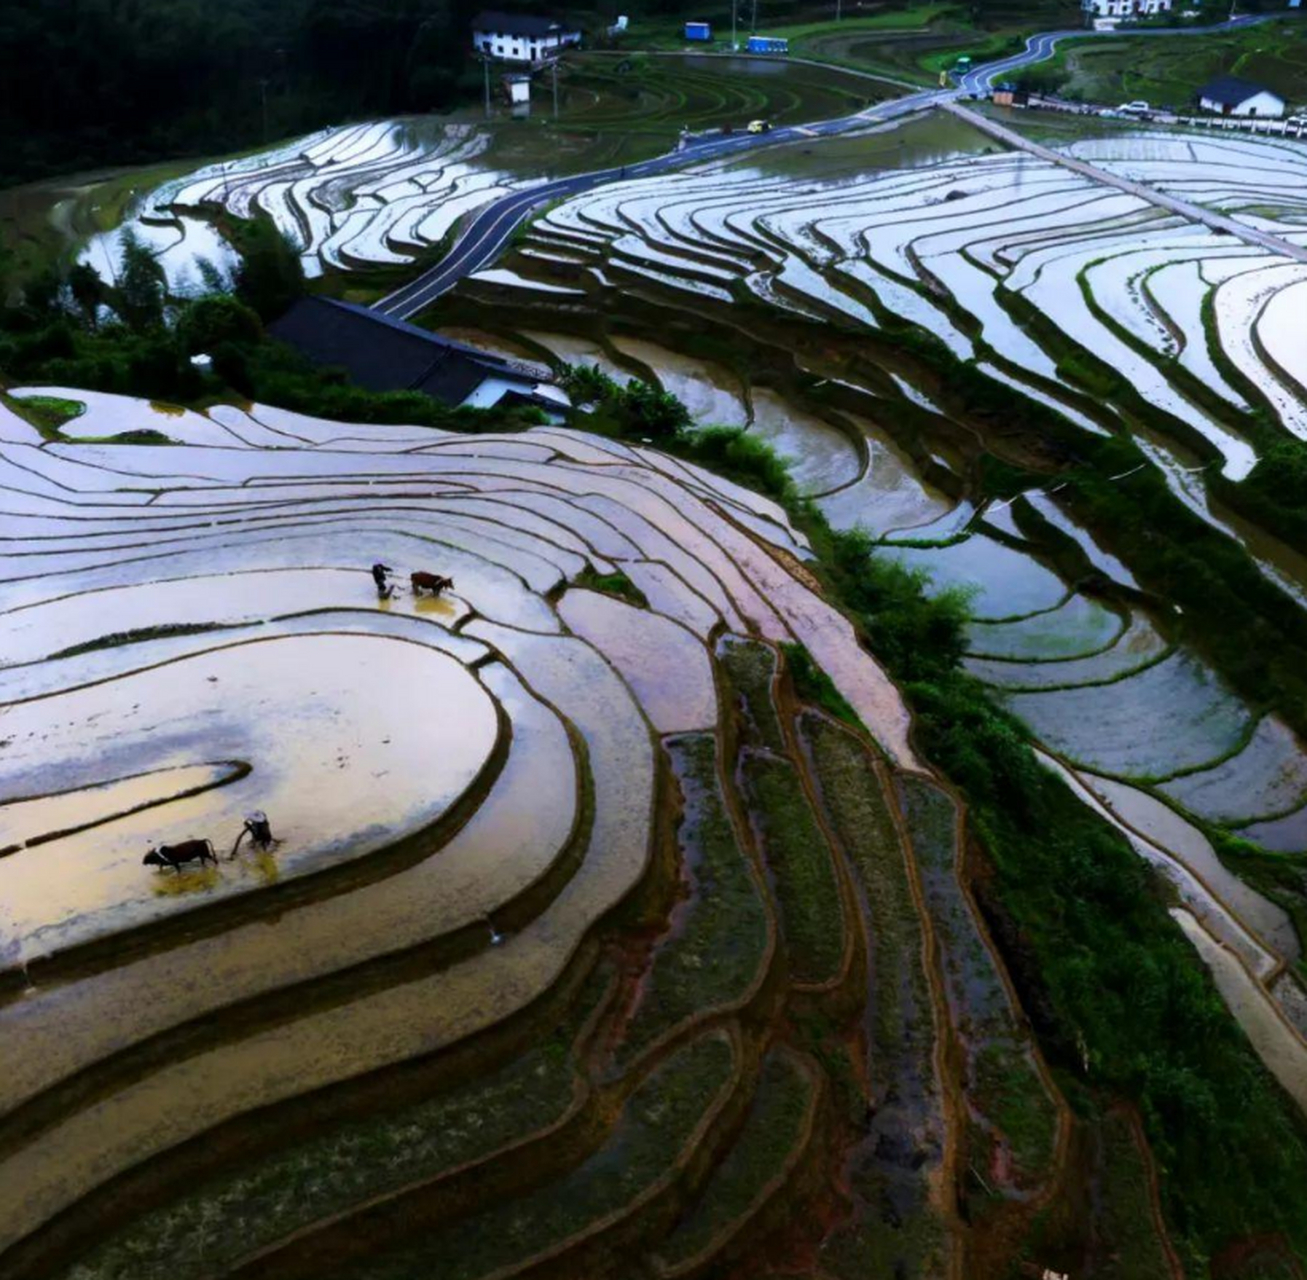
[373,15,1273,320]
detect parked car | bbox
[1119,100,1151,115]
[747,119,772,134]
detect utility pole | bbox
[552,58,559,119]
[836,0,842,20]
[260,78,270,144]
[483,55,492,118]
[751,0,758,34]
[732,0,738,49]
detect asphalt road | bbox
[374,15,1274,320]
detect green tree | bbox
[177,294,263,354]
[233,215,305,320]
[68,262,108,330]
[114,229,166,331]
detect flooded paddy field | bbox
[9,55,1307,1276]
[0,386,1082,1279]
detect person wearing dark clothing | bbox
[230,810,278,859]
[371,563,395,598]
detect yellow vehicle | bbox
[747,119,771,134]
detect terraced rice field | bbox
[0,386,1100,1278]
[77,54,886,287]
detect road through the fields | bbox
[373,15,1273,320]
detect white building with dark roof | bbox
[1081,0,1171,26]
[471,11,581,64]
[1198,75,1286,117]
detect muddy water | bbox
[557,588,715,734]
[817,414,953,536]
[0,633,499,966]
[609,336,749,428]
[0,660,576,1118]
[1,762,242,851]
[0,568,451,666]
[1083,773,1298,962]
[1171,908,1307,1112]
[747,389,862,496]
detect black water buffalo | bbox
[144,839,218,873]
[411,572,454,597]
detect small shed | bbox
[1198,75,1285,118]
[746,35,789,54]
[684,20,712,40]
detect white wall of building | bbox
[1200,89,1286,117]
[1082,0,1172,21]
[472,26,580,65]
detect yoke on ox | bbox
[144,839,218,873]
[411,572,454,598]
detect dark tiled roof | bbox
[269,297,517,406]
[472,10,573,37]
[1199,75,1279,106]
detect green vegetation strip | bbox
[655,1048,816,1271]
[897,775,1058,1187]
[573,566,649,609]
[63,968,612,1280]
[49,622,233,661]
[802,715,935,1095]
[742,754,845,988]
[718,637,785,755]
[807,521,1307,1269]
[1092,1110,1177,1280]
[781,642,863,734]
[344,1030,737,1280]
[618,735,769,1065]
[803,716,948,1280]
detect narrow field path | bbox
[945,101,1307,265]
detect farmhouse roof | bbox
[1199,75,1281,106]
[472,10,574,36]
[269,297,524,406]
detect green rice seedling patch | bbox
[965,592,1125,661]
[780,641,863,733]
[616,735,769,1065]
[1161,715,1307,826]
[964,615,1170,691]
[573,566,649,609]
[1005,652,1254,781]
[344,1030,737,1280]
[802,715,949,1279]
[8,393,85,440]
[897,775,1058,1189]
[655,1047,816,1271]
[62,967,613,1280]
[718,636,786,755]
[742,752,846,987]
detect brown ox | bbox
[411,572,455,597]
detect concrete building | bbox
[471,11,580,65]
[1198,75,1286,117]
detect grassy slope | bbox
[1024,18,1307,107]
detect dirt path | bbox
[944,101,1307,266]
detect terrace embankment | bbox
[0,397,1094,1280]
[945,102,1307,266]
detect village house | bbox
[471,10,581,65]
[1198,75,1287,117]
[1081,0,1172,28]
[269,297,566,413]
